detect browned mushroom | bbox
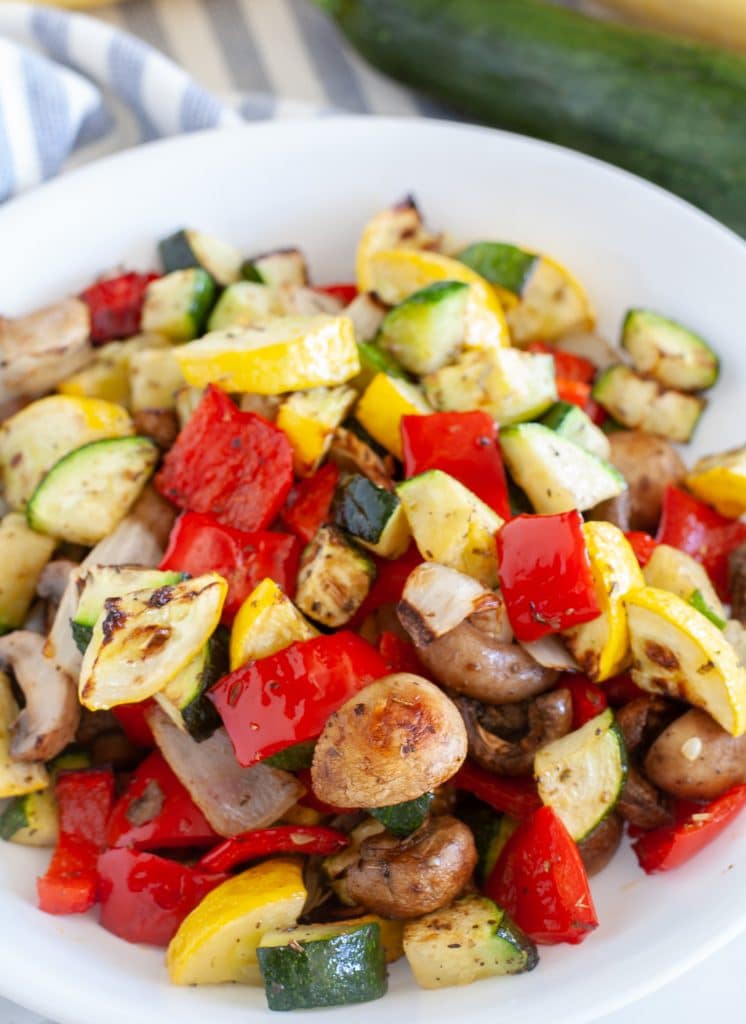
[577,813,624,876]
[728,543,746,626]
[0,631,79,762]
[614,695,678,754]
[606,431,686,532]
[342,816,477,919]
[328,426,395,491]
[132,409,180,451]
[587,489,631,532]
[616,765,673,830]
[36,559,78,603]
[455,689,573,776]
[0,298,92,402]
[644,708,746,801]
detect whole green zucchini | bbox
[313,0,746,235]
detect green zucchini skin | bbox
[370,792,434,836]
[316,0,746,235]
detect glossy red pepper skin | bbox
[453,762,542,819]
[657,485,746,600]
[351,543,423,627]
[156,385,294,533]
[37,769,114,915]
[556,378,592,410]
[80,271,159,344]
[527,342,595,384]
[485,805,598,945]
[316,283,358,305]
[197,826,348,873]
[633,785,746,873]
[602,671,647,707]
[210,632,388,767]
[497,511,601,643]
[107,751,218,851]
[559,673,609,729]
[378,631,424,675]
[280,463,340,546]
[401,411,511,520]
[159,510,300,623]
[112,700,155,748]
[97,849,227,946]
[625,531,659,567]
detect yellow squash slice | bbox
[355,372,431,460]
[356,199,436,291]
[230,578,318,671]
[0,514,56,633]
[276,386,357,476]
[685,446,746,518]
[505,255,594,345]
[0,673,49,798]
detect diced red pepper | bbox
[497,511,601,643]
[485,805,598,945]
[453,762,542,819]
[280,463,340,546]
[527,342,595,384]
[632,785,746,873]
[159,510,300,623]
[112,700,155,748]
[316,283,358,305]
[107,751,218,851]
[210,632,388,767]
[197,826,348,873]
[295,768,355,815]
[557,379,592,409]
[625,530,659,567]
[559,673,608,729]
[378,631,424,675]
[401,411,511,520]
[657,485,746,600]
[351,543,423,627]
[37,769,114,915]
[156,385,294,533]
[602,671,646,707]
[584,396,607,427]
[80,271,159,344]
[97,849,227,946]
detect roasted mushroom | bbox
[577,812,624,876]
[644,708,746,801]
[606,431,686,532]
[0,298,92,402]
[587,489,631,532]
[728,543,746,626]
[328,426,394,491]
[36,559,78,604]
[0,631,79,762]
[616,765,673,830]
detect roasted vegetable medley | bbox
[1,198,745,1010]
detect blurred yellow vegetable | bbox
[596,0,746,52]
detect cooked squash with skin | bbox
[643,544,725,623]
[276,385,357,476]
[229,578,318,670]
[0,673,49,798]
[0,514,56,634]
[685,446,746,518]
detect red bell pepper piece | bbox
[453,762,542,819]
[112,700,155,748]
[602,671,646,707]
[657,485,746,600]
[497,511,601,643]
[559,673,608,729]
[584,396,607,427]
[295,768,355,815]
[210,632,388,766]
[37,769,114,915]
[80,271,159,344]
[351,543,423,626]
[280,463,340,546]
[527,342,595,384]
[625,530,659,567]
[97,848,227,946]
[107,751,218,851]
[378,631,424,675]
[557,379,592,409]
[197,826,348,873]
[156,385,294,533]
[317,283,358,305]
[401,411,511,520]
[632,785,746,874]
[159,511,300,623]
[485,805,598,945]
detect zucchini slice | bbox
[242,248,309,288]
[541,400,611,460]
[689,589,727,630]
[141,269,216,342]
[592,365,704,442]
[0,514,55,634]
[625,586,746,736]
[276,386,357,477]
[402,894,537,989]
[333,474,411,559]
[397,470,503,587]
[78,572,227,711]
[155,629,227,741]
[0,394,134,511]
[355,372,431,460]
[370,792,433,836]
[160,228,242,286]
[500,423,626,514]
[423,348,557,425]
[643,544,725,623]
[621,309,718,392]
[257,921,387,1010]
[377,280,469,374]
[685,446,746,518]
[398,562,504,646]
[295,525,375,628]
[229,578,318,671]
[457,796,517,887]
[459,241,537,298]
[0,672,48,798]
[354,340,408,391]
[264,739,317,772]
[207,282,281,331]
[534,708,627,840]
[27,436,159,546]
[72,565,187,653]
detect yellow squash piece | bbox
[129,347,186,412]
[175,316,359,394]
[167,858,307,986]
[276,386,357,476]
[351,915,404,963]
[505,255,594,346]
[356,199,436,291]
[564,522,644,681]
[0,673,49,798]
[230,578,318,670]
[79,573,227,711]
[685,446,746,518]
[0,395,133,510]
[355,372,431,459]
[366,249,510,351]
[625,586,746,737]
[0,514,56,633]
[643,543,725,622]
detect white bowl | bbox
[0,117,744,1024]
